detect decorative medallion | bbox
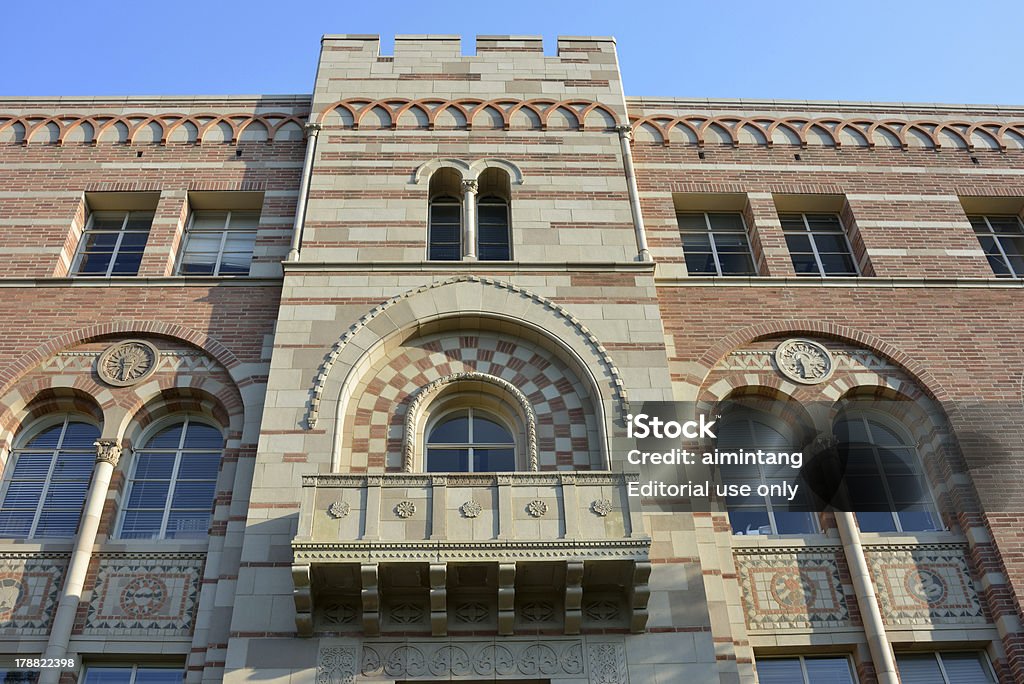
[584,600,620,621]
[97,340,160,387]
[520,601,555,623]
[119,575,169,618]
[394,500,417,519]
[591,498,613,517]
[460,500,483,518]
[322,601,358,625]
[454,602,488,623]
[328,501,351,519]
[526,500,548,518]
[769,570,818,608]
[0,577,25,620]
[906,568,947,605]
[773,339,835,385]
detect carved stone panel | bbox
[0,555,68,635]
[83,555,204,635]
[735,548,851,631]
[866,544,986,626]
[96,340,160,387]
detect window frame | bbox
[677,211,757,276]
[425,407,517,473]
[71,210,154,277]
[176,209,259,277]
[427,196,463,261]
[780,212,860,277]
[116,416,224,541]
[476,195,512,261]
[836,413,943,534]
[967,214,1024,278]
[756,655,858,684]
[0,415,99,540]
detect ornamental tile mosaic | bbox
[0,555,67,635]
[866,544,986,626]
[735,548,851,631]
[83,555,204,636]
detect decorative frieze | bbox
[735,548,851,631]
[0,555,68,635]
[865,544,986,626]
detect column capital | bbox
[304,122,323,136]
[461,179,479,194]
[94,439,122,467]
[614,124,633,141]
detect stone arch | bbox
[402,371,538,472]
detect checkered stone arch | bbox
[344,332,601,472]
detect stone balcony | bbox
[291,472,651,637]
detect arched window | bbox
[834,414,941,533]
[477,167,512,261]
[425,408,516,473]
[717,407,816,535]
[0,417,98,539]
[119,417,223,540]
[427,168,463,261]
[477,196,510,260]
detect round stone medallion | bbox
[773,339,835,385]
[119,575,169,618]
[97,340,160,387]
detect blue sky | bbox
[1,1,1020,104]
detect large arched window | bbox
[425,408,516,473]
[476,167,512,261]
[427,168,463,261]
[717,404,815,535]
[119,417,223,540]
[0,416,98,539]
[834,414,941,533]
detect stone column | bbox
[40,439,122,684]
[462,179,478,260]
[614,124,652,262]
[286,122,323,262]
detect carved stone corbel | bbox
[565,560,584,635]
[361,563,380,637]
[429,563,447,636]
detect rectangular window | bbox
[82,667,183,684]
[897,652,995,684]
[780,213,859,277]
[178,210,259,276]
[757,656,857,684]
[72,211,153,276]
[968,215,1024,278]
[677,212,756,275]
[428,201,461,261]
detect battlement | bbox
[311,34,625,117]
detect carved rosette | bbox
[526,500,548,518]
[773,339,835,385]
[591,498,613,517]
[94,439,122,467]
[460,501,483,518]
[395,501,417,519]
[328,501,351,519]
[96,340,160,387]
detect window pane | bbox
[473,448,515,472]
[856,511,898,533]
[897,510,941,532]
[120,510,164,538]
[472,417,513,444]
[0,511,34,537]
[785,234,813,252]
[147,425,184,449]
[818,253,857,275]
[227,211,260,229]
[110,251,144,275]
[184,234,222,254]
[135,670,185,684]
[179,258,217,276]
[896,655,944,684]
[127,481,171,508]
[428,416,469,444]
[124,212,155,230]
[803,657,855,683]
[171,481,217,509]
[77,252,114,275]
[707,213,745,231]
[685,253,718,275]
[133,453,176,479]
[682,233,712,251]
[478,204,507,223]
[33,511,80,537]
[182,424,223,449]
[83,233,120,251]
[82,668,135,684]
[218,253,253,275]
[223,233,256,252]
[717,252,755,275]
[712,232,750,251]
[90,213,127,230]
[805,214,843,230]
[755,659,803,684]
[165,511,211,539]
[11,452,55,477]
[676,214,707,230]
[426,448,469,472]
[791,254,821,275]
[119,231,150,249]
[479,243,510,261]
[61,422,101,447]
[430,203,460,223]
[987,217,1023,234]
[940,653,994,683]
[729,509,772,535]
[192,211,229,230]
[178,453,222,479]
[779,216,807,231]
[812,233,849,254]
[773,511,817,534]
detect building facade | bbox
[0,34,1022,684]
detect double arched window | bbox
[119,417,224,540]
[425,408,516,473]
[427,167,511,261]
[0,416,98,538]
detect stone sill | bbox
[655,275,1024,288]
[0,276,282,288]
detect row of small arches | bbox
[0,113,308,146]
[318,97,619,131]
[630,115,1024,151]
